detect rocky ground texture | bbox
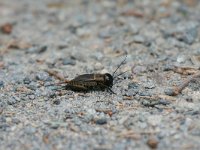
[0,0,200,149]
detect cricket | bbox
[45,54,127,94]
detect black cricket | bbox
[47,55,127,94]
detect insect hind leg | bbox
[107,87,116,95]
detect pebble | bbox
[147,115,162,126]
[143,81,156,89]
[25,126,36,134]
[0,124,10,131]
[0,116,6,123]
[28,95,35,100]
[132,65,146,75]
[27,84,37,91]
[90,52,104,61]
[133,35,146,43]
[7,97,17,105]
[12,118,20,124]
[147,137,158,149]
[164,88,175,96]
[159,99,171,105]
[23,77,31,84]
[163,64,175,71]
[128,82,139,89]
[47,91,57,98]
[35,72,49,81]
[27,45,47,53]
[177,54,188,63]
[62,58,76,65]
[73,117,82,126]
[141,100,159,107]
[0,81,4,88]
[181,26,198,45]
[94,62,104,70]
[95,117,107,125]
[83,114,94,123]
[128,23,139,35]
[124,88,138,96]
[53,99,60,105]
[49,122,60,129]
[98,29,113,39]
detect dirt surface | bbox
[0,0,200,149]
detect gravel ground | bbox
[0,0,200,149]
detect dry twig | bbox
[44,69,69,83]
[165,72,200,96]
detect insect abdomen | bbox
[67,80,98,91]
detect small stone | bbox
[71,51,86,62]
[95,118,107,125]
[128,24,139,35]
[62,58,76,65]
[177,55,188,63]
[28,95,35,100]
[163,64,174,71]
[190,55,200,66]
[147,137,158,149]
[53,99,60,105]
[50,123,60,129]
[159,99,170,105]
[143,81,156,89]
[1,23,13,34]
[83,114,94,123]
[179,27,198,45]
[25,126,36,134]
[35,72,49,81]
[141,100,159,107]
[12,118,20,124]
[73,117,82,126]
[68,25,77,34]
[132,65,146,75]
[23,77,31,84]
[27,45,47,53]
[94,62,104,70]
[0,81,4,88]
[6,117,12,123]
[139,92,152,97]
[7,97,17,105]
[0,124,10,131]
[147,115,162,126]
[0,116,6,122]
[90,52,104,61]
[27,84,37,91]
[38,46,48,53]
[164,88,176,96]
[128,82,139,89]
[124,88,138,96]
[98,29,112,39]
[133,35,146,43]
[47,91,56,98]
[185,96,193,102]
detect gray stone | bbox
[62,58,76,65]
[0,81,4,88]
[95,117,107,125]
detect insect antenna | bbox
[113,70,129,79]
[112,53,127,78]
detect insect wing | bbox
[71,74,95,82]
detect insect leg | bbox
[98,83,116,94]
[107,87,116,95]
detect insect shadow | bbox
[46,54,128,94]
